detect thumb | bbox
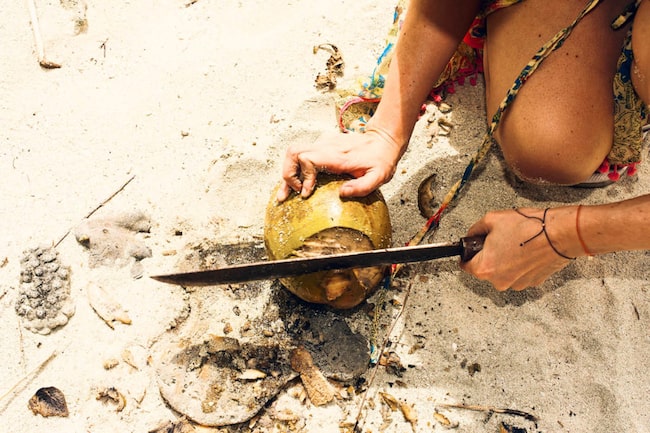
[459,217,491,271]
[465,217,491,238]
[339,176,380,197]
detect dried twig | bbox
[437,402,538,423]
[55,174,136,247]
[353,281,413,431]
[26,0,61,69]
[0,350,58,414]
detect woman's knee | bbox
[495,114,612,185]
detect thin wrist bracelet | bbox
[365,124,401,148]
[515,208,576,260]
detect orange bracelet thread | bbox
[576,205,593,256]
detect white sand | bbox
[2,1,649,432]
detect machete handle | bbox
[460,235,485,262]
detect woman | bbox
[278,0,650,291]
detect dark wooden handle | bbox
[460,235,485,262]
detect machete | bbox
[151,235,484,286]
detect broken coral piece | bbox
[15,245,75,335]
[74,210,152,277]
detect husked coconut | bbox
[264,174,391,309]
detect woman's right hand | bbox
[276,127,406,202]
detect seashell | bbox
[238,369,267,380]
[264,174,391,309]
[437,117,454,136]
[87,284,131,329]
[417,173,437,219]
[28,386,69,417]
[438,102,452,113]
[96,387,127,412]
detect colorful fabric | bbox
[609,0,647,178]
[334,1,406,131]
[336,0,522,131]
[466,0,525,49]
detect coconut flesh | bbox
[264,175,392,309]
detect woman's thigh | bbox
[484,0,630,184]
[632,0,650,104]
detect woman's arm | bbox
[368,0,481,146]
[460,194,650,291]
[277,0,481,201]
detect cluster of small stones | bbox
[14,246,75,335]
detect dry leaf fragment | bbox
[499,422,528,433]
[121,344,149,370]
[290,346,335,406]
[28,386,69,417]
[96,387,127,412]
[399,402,418,431]
[378,391,399,411]
[103,358,119,370]
[434,411,459,429]
[379,351,406,377]
[313,43,344,90]
[149,419,196,433]
[87,284,131,329]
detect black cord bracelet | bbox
[514,208,576,260]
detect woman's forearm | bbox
[368,0,481,147]
[549,195,650,258]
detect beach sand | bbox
[1,1,649,432]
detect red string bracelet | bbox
[576,205,593,256]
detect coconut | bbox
[264,174,392,309]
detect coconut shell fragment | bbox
[28,386,69,417]
[153,333,297,426]
[264,174,392,309]
[290,346,336,406]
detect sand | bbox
[1,1,649,432]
